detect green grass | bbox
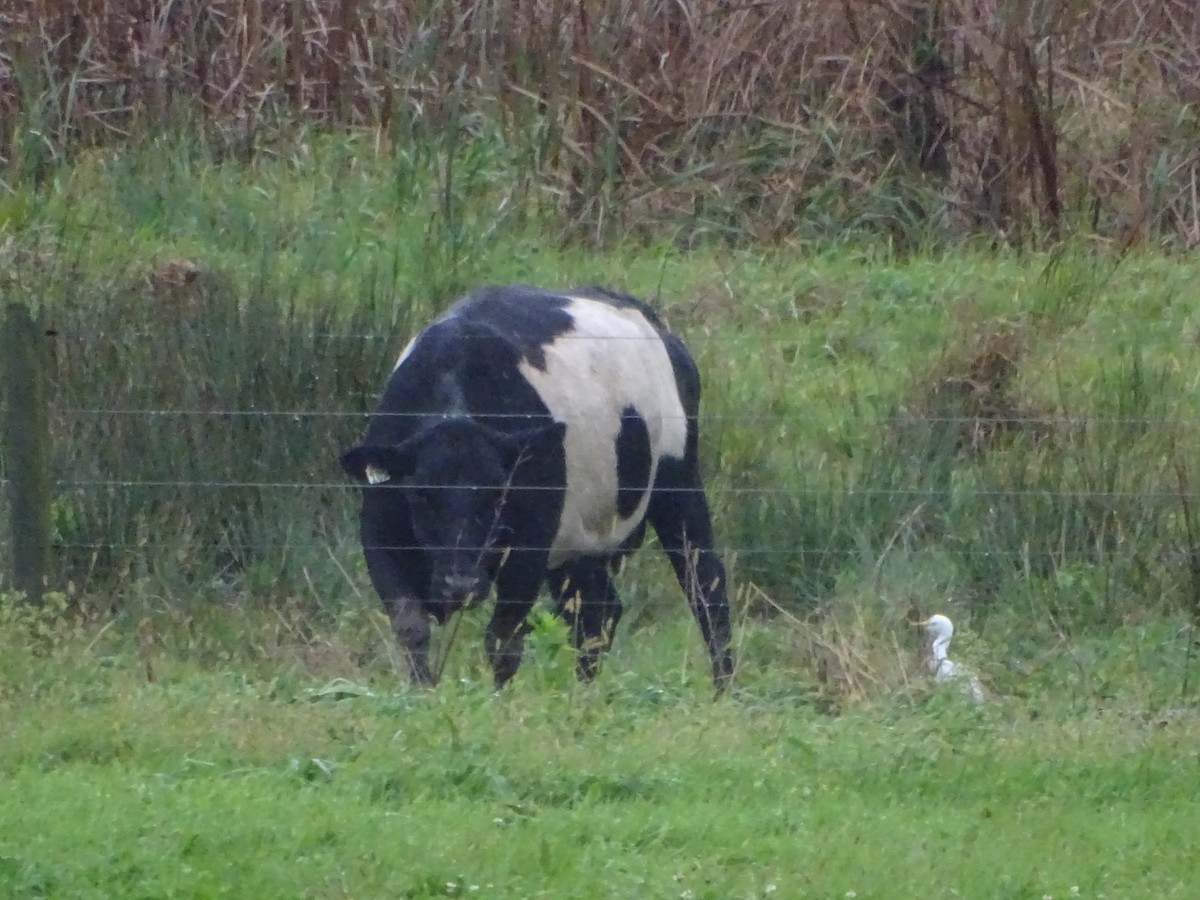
[3,590,1200,898]
[2,612,1199,899]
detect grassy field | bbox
[3,128,1200,897]
[3,608,1200,899]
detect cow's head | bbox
[341,417,565,615]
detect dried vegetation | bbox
[903,318,1051,455]
[2,0,1198,246]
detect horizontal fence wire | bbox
[34,406,1200,478]
[44,542,1082,559]
[52,332,848,343]
[5,406,1195,495]
[42,480,1196,499]
[52,408,1192,427]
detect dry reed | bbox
[2,0,1197,246]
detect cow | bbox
[339,284,734,692]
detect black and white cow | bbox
[340,284,734,692]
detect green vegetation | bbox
[2,597,1199,898]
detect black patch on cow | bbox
[365,316,555,449]
[658,332,701,461]
[448,285,576,371]
[615,405,652,519]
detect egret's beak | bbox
[916,618,929,626]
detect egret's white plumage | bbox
[922,614,985,703]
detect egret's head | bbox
[922,614,954,643]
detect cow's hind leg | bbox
[548,558,624,682]
[647,459,735,692]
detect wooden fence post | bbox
[2,302,52,603]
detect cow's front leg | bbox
[486,549,545,688]
[548,559,624,682]
[361,523,436,687]
[389,597,435,686]
[483,613,528,689]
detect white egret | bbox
[921,614,985,703]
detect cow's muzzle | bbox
[440,572,488,610]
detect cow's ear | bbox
[339,444,416,485]
[495,421,567,468]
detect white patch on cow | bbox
[366,465,390,485]
[392,335,419,372]
[518,296,688,568]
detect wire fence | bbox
[1,480,1190,504]
[5,408,1192,530]
[4,299,1199,621]
[45,408,1199,428]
